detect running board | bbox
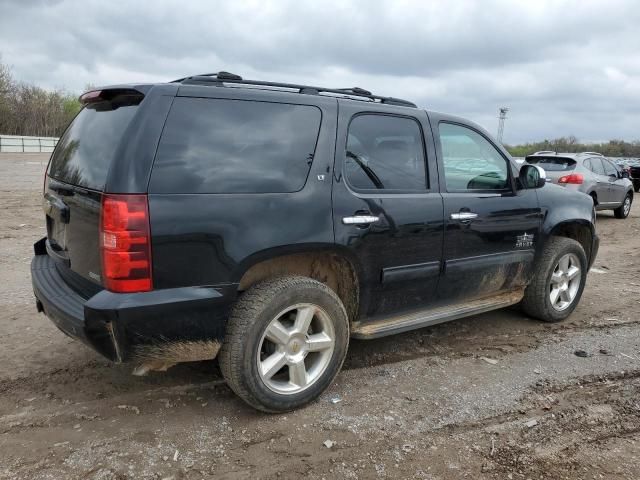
[351,289,525,339]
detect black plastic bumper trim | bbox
[31,248,234,362]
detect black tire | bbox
[521,237,587,322]
[218,276,349,412]
[614,193,632,219]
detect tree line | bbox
[0,59,81,138]
[505,136,640,158]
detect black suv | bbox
[32,72,599,412]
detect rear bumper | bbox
[31,244,234,362]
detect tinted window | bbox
[526,157,576,171]
[439,123,509,191]
[150,98,321,194]
[48,105,138,190]
[589,157,606,175]
[602,159,618,176]
[345,115,426,191]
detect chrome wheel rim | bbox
[549,253,581,311]
[257,303,335,395]
[623,196,631,216]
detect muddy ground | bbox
[1,153,639,480]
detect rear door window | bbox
[48,104,139,190]
[150,98,322,194]
[344,114,427,191]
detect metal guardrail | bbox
[0,135,59,153]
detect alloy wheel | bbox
[257,304,335,395]
[549,253,581,311]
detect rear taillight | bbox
[558,173,584,184]
[100,194,152,293]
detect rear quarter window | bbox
[149,98,322,194]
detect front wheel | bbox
[218,276,349,412]
[614,193,632,219]
[521,237,587,322]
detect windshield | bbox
[525,157,576,172]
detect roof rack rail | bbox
[581,151,603,156]
[172,72,418,108]
[532,150,556,155]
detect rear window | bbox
[149,98,322,194]
[48,104,139,190]
[525,156,576,172]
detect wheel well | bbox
[237,252,360,322]
[550,223,592,260]
[589,192,598,205]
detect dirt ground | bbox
[1,153,639,480]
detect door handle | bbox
[342,215,380,225]
[450,212,478,221]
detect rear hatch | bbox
[44,89,143,293]
[524,156,577,184]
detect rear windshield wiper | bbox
[346,151,384,189]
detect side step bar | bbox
[351,289,524,340]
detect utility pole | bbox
[497,107,509,144]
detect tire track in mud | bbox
[481,372,640,477]
[406,369,640,478]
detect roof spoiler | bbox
[79,88,145,110]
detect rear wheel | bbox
[521,237,587,322]
[614,193,632,219]
[219,276,349,412]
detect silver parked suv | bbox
[525,151,634,219]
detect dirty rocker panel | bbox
[351,289,524,339]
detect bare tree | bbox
[0,56,81,137]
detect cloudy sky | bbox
[1,0,638,144]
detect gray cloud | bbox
[1,0,639,143]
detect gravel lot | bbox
[1,153,639,479]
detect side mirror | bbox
[519,164,546,189]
